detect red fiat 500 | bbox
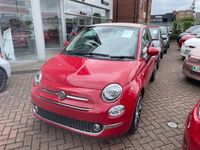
[32,23,159,137]
[183,100,200,150]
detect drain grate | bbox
[167,122,178,128]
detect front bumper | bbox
[31,80,138,137]
[32,105,125,137]
[32,98,131,137]
[180,46,192,58]
[183,61,200,81]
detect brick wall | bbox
[113,0,152,23]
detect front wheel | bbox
[0,69,7,92]
[150,69,156,82]
[128,94,143,134]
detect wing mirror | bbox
[162,35,167,40]
[148,47,159,56]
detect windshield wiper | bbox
[111,56,135,60]
[85,53,110,57]
[63,51,111,58]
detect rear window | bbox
[160,27,168,35]
[149,28,159,40]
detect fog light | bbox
[108,105,125,117]
[33,105,38,113]
[93,124,101,132]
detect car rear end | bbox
[183,50,200,81]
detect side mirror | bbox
[162,35,167,40]
[64,40,70,47]
[148,47,159,56]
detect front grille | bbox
[35,106,103,133]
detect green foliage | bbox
[171,17,195,40]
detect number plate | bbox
[192,66,200,73]
[184,50,190,54]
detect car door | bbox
[140,28,155,88]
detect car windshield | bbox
[186,26,196,33]
[149,28,159,40]
[191,28,200,34]
[196,33,200,38]
[160,27,168,35]
[64,26,139,60]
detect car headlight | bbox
[108,105,125,117]
[102,84,122,102]
[34,71,42,86]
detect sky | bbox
[151,0,200,15]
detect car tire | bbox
[164,49,167,54]
[128,94,143,134]
[160,52,163,59]
[150,69,156,82]
[0,69,7,92]
[157,58,160,70]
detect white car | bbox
[0,55,11,92]
[180,38,200,58]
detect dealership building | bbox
[0,0,113,62]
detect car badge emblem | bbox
[58,91,66,100]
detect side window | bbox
[142,29,150,49]
[141,29,150,59]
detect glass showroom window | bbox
[65,0,92,16]
[40,0,63,49]
[0,0,36,61]
[65,0,92,41]
[92,7,108,24]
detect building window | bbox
[0,0,36,61]
[40,0,63,49]
[64,0,110,40]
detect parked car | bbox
[0,52,11,92]
[44,29,59,44]
[178,29,200,48]
[160,26,170,53]
[31,23,159,137]
[177,25,200,43]
[12,28,32,48]
[178,34,195,48]
[183,47,200,81]
[180,37,200,58]
[183,100,200,150]
[167,26,172,36]
[148,26,164,69]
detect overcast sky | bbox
[151,0,200,15]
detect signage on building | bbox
[74,0,111,9]
[101,0,109,6]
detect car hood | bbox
[182,34,195,40]
[191,47,200,57]
[42,54,138,90]
[185,38,200,47]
